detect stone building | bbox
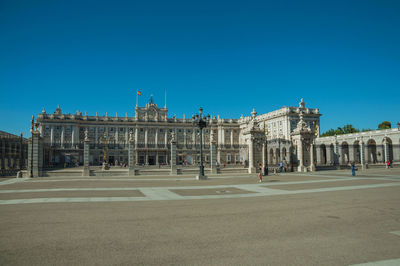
[314,128,400,167]
[0,130,28,176]
[31,97,327,174]
[36,97,241,168]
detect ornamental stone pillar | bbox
[297,138,304,171]
[83,130,90,176]
[310,142,316,171]
[28,130,43,177]
[290,110,314,172]
[316,144,322,165]
[128,132,136,176]
[248,137,256,173]
[170,133,178,175]
[241,109,263,174]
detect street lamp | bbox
[192,107,210,179]
[99,133,112,170]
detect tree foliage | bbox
[320,124,359,137]
[378,121,391,130]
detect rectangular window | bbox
[227,154,231,162]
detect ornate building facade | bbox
[35,98,322,171]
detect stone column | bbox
[338,145,344,165]
[50,126,54,146]
[115,127,119,144]
[83,130,90,176]
[128,133,136,176]
[61,126,65,148]
[297,139,304,172]
[326,145,333,165]
[262,142,266,171]
[135,128,138,149]
[383,139,389,163]
[164,132,168,148]
[28,131,42,177]
[170,137,178,175]
[210,134,217,174]
[334,142,339,166]
[248,137,256,173]
[310,142,316,171]
[156,152,159,166]
[230,130,233,146]
[144,129,148,148]
[360,141,366,170]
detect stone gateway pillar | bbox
[27,116,43,177]
[128,132,136,176]
[83,129,90,176]
[170,133,178,175]
[291,111,314,172]
[248,137,256,173]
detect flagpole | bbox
[136,90,138,107]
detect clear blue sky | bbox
[1,0,399,137]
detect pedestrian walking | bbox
[258,164,263,182]
[279,161,283,172]
[351,161,356,176]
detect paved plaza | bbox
[1,169,400,265]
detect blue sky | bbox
[1,0,399,137]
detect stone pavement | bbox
[0,169,399,265]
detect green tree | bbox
[378,121,391,130]
[321,124,360,137]
[343,124,360,134]
[320,129,336,137]
[361,128,373,132]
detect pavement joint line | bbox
[0,178,29,186]
[0,178,385,194]
[349,258,400,266]
[390,231,400,237]
[24,175,252,182]
[1,181,399,205]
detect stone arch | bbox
[353,140,360,163]
[341,142,349,164]
[269,148,274,165]
[367,139,377,163]
[275,148,280,164]
[382,137,394,162]
[329,143,335,165]
[319,144,327,165]
[282,147,287,162]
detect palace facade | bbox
[35,97,321,168]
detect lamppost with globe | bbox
[192,107,210,179]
